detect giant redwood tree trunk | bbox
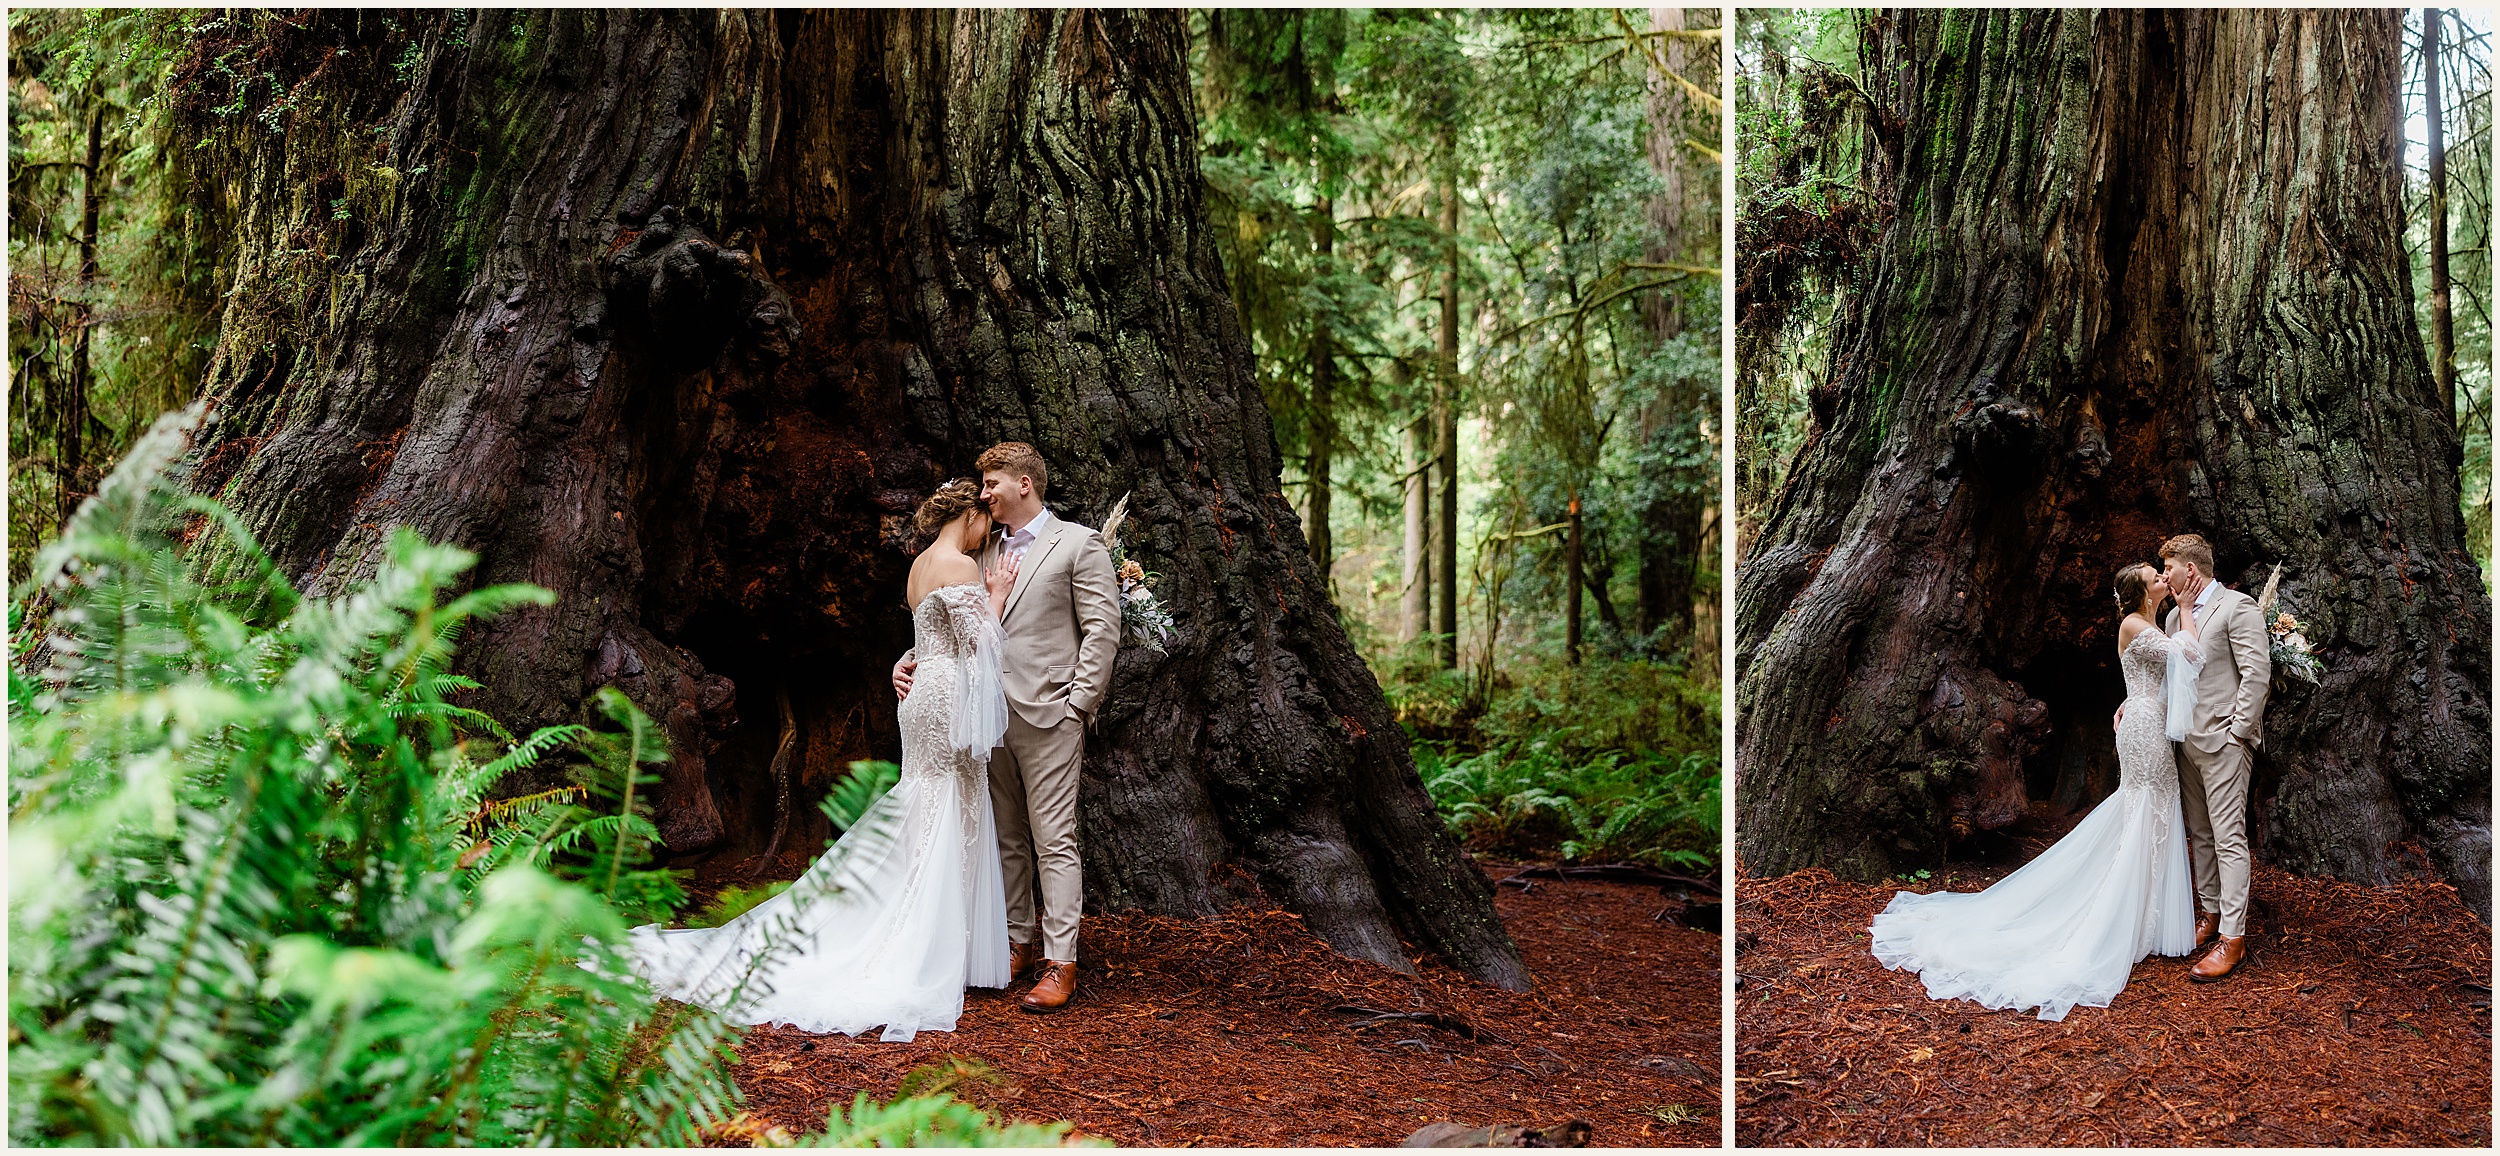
[1736,9,2492,919]
[169,10,1529,988]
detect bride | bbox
[625,479,1019,1041]
[1867,561,2203,1021]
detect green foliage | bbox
[7,406,742,1145]
[799,1091,1094,1149]
[1420,735,1719,872]
[711,1055,1095,1148]
[893,1054,1006,1100]
[452,686,690,927]
[1733,8,1876,531]
[821,759,901,833]
[1196,11,1721,690]
[1417,662,1720,875]
[1473,655,1716,756]
[8,9,226,585]
[682,881,793,930]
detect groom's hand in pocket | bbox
[893,656,916,700]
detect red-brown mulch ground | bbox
[1736,815,2492,1147]
[708,862,1719,1146]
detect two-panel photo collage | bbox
[4,6,2491,1150]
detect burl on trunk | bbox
[173,10,1528,987]
[1736,10,2491,919]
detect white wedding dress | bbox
[1867,624,2200,1021]
[625,581,1012,1041]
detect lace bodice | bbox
[2114,626,2189,800]
[900,581,1009,783]
[2119,626,2174,703]
[912,582,995,661]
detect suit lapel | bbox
[2198,589,2232,652]
[1004,519,1063,623]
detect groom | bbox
[893,442,1120,1012]
[2158,533,2271,983]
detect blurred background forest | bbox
[1193,9,1723,871]
[1735,7,2493,579]
[10,7,1718,882]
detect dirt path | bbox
[717,864,1720,1146]
[1736,820,2491,1147]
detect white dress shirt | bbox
[1000,507,1057,562]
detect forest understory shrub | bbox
[1408,656,1720,872]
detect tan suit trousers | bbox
[2176,737,2253,937]
[990,710,1086,962]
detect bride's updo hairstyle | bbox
[2111,562,2154,618]
[909,479,985,553]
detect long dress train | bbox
[624,580,1012,1041]
[1866,625,2201,1021]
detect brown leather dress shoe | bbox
[1020,961,1077,1013]
[2190,934,2246,982]
[2193,910,2220,948]
[1007,941,1041,982]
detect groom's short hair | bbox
[2159,533,2215,573]
[977,441,1049,499]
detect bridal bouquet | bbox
[1097,493,1174,652]
[2253,564,2322,690]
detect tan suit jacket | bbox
[970,513,1121,729]
[2166,584,2271,754]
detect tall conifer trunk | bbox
[170,9,1529,988]
[1307,195,1336,575]
[1402,394,1431,644]
[1637,5,1710,654]
[1435,139,1463,671]
[1736,9,2491,919]
[62,109,104,528]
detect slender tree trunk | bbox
[168,9,1529,988]
[62,109,103,529]
[1402,390,1430,645]
[1564,495,1584,664]
[1637,6,1710,654]
[1307,195,1336,576]
[2425,8,2455,420]
[1436,139,1462,672]
[1737,10,2491,919]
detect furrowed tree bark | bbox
[1736,9,2492,919]
[170,9,1529,988]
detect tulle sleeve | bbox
[940,585,1010,757]
[2164,627,2202,742]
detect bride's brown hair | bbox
[910,479,986,553]
[2111,561,2157,618]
